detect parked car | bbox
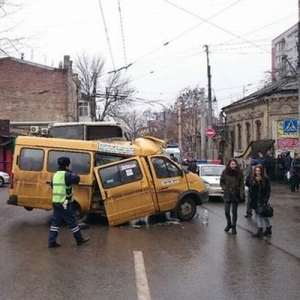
[198,163,248,200]
[0,171,10,187]
[197,164,226,198]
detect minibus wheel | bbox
[176,197,196,221]
[24,206,33,211]
[71,202,89,223]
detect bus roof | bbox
[16,136,166,157]
[49,121,123,127]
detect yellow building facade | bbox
[220,77,298,161]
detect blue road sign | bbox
[283,119,298,133]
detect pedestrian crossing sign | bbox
[283,119,298,133]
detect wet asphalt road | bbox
[0,183,300,300]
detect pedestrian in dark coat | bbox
[186,156,198,174]
[248,164,272,237]
[220,158,245,235]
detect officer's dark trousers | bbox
[48,203,83,245]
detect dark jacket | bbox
[220,169,245,202]
[248,177,271,210]
[290,158,300,175]
[187,160,198,174]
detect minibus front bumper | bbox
[199,189,209,204]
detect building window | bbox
[230,130,235,157]
[255,120,262,140]
[237,124,242,150]
[276,41,285,51]
[245,122,251,145]
[79,101,89,117]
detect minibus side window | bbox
[151,157,182,178]
[19,148,44,171]
[47,151,91,174]
[99,159,142,189]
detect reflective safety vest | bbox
[52,171,73,203]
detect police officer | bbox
[48,156,90,248]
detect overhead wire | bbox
[118,0,128,67]
[108,0,246,73]
[98,0,116,71]
[212,13,296,50]
[161,0,270,54]
[104,1,295,101]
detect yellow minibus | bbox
[8,136,208,226]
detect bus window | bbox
[47,150,91,174]
[48,122,128,141]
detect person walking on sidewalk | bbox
[48,156,90,248]
[220,158,245,235]
[248,164,272,238]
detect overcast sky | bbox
[5,0,298,111]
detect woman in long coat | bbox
[248,164,272,237]
[220,158,245,235]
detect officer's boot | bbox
[252,227,263,238]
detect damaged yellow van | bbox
[8,136,208,226]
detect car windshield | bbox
[200,166,225,176]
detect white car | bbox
[198,164,226,197]
[198,164,248,200]
[0,171,10,187]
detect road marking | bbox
[133,251,152,300]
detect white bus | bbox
[47,121,130,141]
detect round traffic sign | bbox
[205,127,216,138]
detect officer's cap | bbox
[57,156,71,168]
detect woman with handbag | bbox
[220,158,245,235]
[248,164,272,238]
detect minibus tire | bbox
[176,197,196,221]
[71,202,89,223]
[0,177,3,187]
[24,206,33,211]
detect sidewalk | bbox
[240,182,300,260]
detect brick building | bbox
[0,55,81,132]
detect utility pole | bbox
[91,72,97,121]
[297,0,300,150]
[204,45,213,159]
[200,88,207,159]
[177,97,182,149]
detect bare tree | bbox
[118,109,153,139]
[98,71,134,121]
[179,88,203,156]
[74,53,135,121]
[75,53,105,95]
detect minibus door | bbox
[93,157,156,226]
[148,156,189,212]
